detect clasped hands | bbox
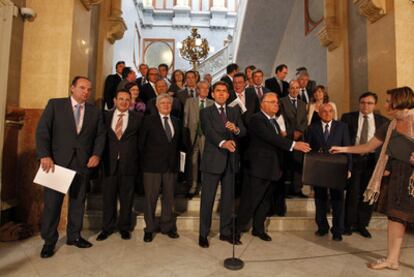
[40,155,101,173]
[220,121,240,153]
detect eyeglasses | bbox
[359,101,375,105]
[262,101,278,104]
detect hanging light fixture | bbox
[177,27,210,70]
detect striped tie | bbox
[115,113,124,140]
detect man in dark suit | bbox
[198,81,246,248]
[237,93,311,241]
[117,67,137,91]
[176,70,198,106]
[140,67,159,103]
[341,92,388,238]
[297,71,311,105]
[96,90,143,242]
[139,94,181,242]
[265,64,289,99]
[246,69,270,100]
[135,63,149,89]
[220,63,239,92]
[305,103,351,241]
[158,63,171,87]
[279,80,308,198]
[296,67,316,96]
[36,76,106,258]
[145,79,182,119]
[103,61,124,110]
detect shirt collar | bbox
[261,110,276,120]
[70,96,85,108]
[359,112,374,119]
[321,120,333,127]
[159,112,170,119]
[288,95,297,101]
[114,109,128,117]
[215,102,226,109]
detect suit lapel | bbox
[121,111,134,140]
[65,97,78,136]
[326,121,337,145]
[106,110,118,139]
[79,103,91,135]
[315,122,326,146]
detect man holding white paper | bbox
[36,76,106,258]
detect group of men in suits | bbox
[36,62,387,258]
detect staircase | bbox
[83,192,388,232]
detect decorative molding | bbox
[353,0,386,23]
[80,0,104,10]
[107,16,127,44]
[317,20,340,51]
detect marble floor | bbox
[1,230,413,277]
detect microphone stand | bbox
[223,140,244,270]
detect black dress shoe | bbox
[40,244,55,258]
[252,231,272,241]
[332,233,343,241]
[67,237,93,248]
[314,229,328,237]
[199,236,209,248]
[143,232,153,242]
[356,227,372,238]
[166,230,180,239]
[96,231,112,241]
[219,234,242,245]
[120,231,131,240]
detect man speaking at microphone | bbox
[198,81,246,248]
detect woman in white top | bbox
[307,85,338,125]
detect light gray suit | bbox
[183,97,214,192]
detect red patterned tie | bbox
[115,113,124,140]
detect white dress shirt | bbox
[159,113,175,138]
[236,90,246,106]
[300,88,310,103]
[321,120,333,134]
[70,96,85,133]
[111,109,129,133]
[356,112,375,145]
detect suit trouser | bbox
[237,176,275,234]
[41,156,87,246]
[200,169,233,237]
[314,186,344,235]
[286,151,304,194]
[143,172,177,233]
[190,135,205,190]
[345,155,375,228]
[102,162,135,232]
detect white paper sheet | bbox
[228,98,247,113]
[33,165,77,194]
[180,152,186,173]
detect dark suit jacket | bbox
[36,97,106,173]
[246,86,270,99]
[176,87,197,106]
[220,75,234,91]
[227,89,260,127]
[200,104,246,174]
[136,76,147,89]
[306,80,316,95]
[265,77,289,99]
[248,112,294,181]
[145,97,183,119]
[102,110,143,176]
[279,96,308,138]
[140,83,157,104]
[305,120,352,170]
[138,114,181,173]
[103,74,122,109]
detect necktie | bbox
[74,104,81,133]
[256,86,263,98]
[196,100,205,136]
[323,123,330,142]
[115,113,124,140]
[199,99,205,109]
[270,118,280,134]
[219,106,227,124]
[360,115,369,144]
[189,89,194,97]
[163,116,172,142]
[292,99,297,109]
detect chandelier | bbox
[177,27,210,70]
